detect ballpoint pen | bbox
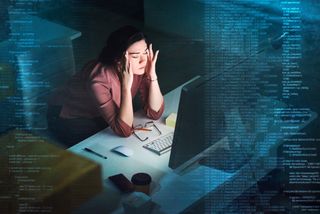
[84,147,108,159]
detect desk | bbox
[68,77,317,214]
[67,77,244,213]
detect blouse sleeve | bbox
[89,74,133,137]
[139,77,165,120]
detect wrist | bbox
[122,85,131,93]
[122,79,132,90]
[147,75,157,81]
[148,72,157,79]
[147,78,158,82]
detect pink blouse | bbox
[57,61,164,137]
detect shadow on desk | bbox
[199,146,252,173]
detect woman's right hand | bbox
[121,51,133,91]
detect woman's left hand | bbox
[146,43,159,80]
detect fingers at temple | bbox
[153,50,159,63]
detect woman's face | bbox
[126,39,148,75]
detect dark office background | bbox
[1,0,320,213]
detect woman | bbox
[47,25,164,146]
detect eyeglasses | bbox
[133,121,162,142]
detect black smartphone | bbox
[108,173,134,193]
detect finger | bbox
[125,51,129,72]
[149,43,154,60]
[153,50,159,64]
[128,61,133,75]
[147,48,151,61]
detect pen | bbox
[84,147,108,159]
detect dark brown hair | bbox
[98,25,148,66]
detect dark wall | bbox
[72,0,144,21]
[0,0,10,42]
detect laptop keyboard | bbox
[143,132,174,155]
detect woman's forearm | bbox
[148,79,163,112]
[119,88,133,126]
